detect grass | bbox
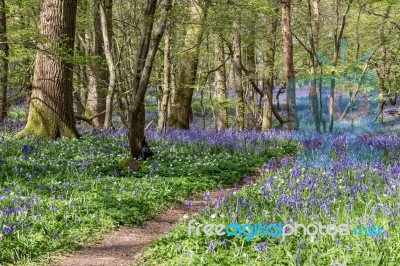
[138,133,400,266]
[0,128,295,265]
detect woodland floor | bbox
[50,170,263,266]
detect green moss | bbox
[15,99,78,139]
[119,157,140,172]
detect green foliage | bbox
[139,164,400,266]
[0,131,293,264]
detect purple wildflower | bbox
[255,242,267,252]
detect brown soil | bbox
[50,175,256,266]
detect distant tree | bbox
[99,0,116,129]
[262,10,279,131]
[86,0,108,128]
[232,18,245,130]
[168,0,208,129]
[157,19,172,132]
[0,0,8,122]
[214,34,228,130]
[328,0,353,132]
[281,0,298,130]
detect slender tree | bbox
[100,0,116,129]
[0,0,8,122]
[377,5,392,121]
[86,0,108,128]
[262,14,279,131]
[328,0,353,132]
[158,20,172,131]
[309,0,321,133]
[281,0,298,130]
[214,34,228,130]
[128,0,172,159]
[232,18,245,130]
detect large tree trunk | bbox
[157,22,172,131]
[262,15,278,131]
[0,0,8,122]
[16,0,79,139]
[232,19,245,130]
[168,2,206,129]
[281,0,298,130]
[100,0,116,129]
[214,34,228,130]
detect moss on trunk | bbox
[16,99,79,139]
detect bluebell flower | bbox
[184,200,192,207]
[3,225,11,235]
[204,191,211,202]
[255,242,267,252]
[205,239,216,253]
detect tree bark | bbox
[262,15,278,131]
[100,0,116,129]
[309,0,321,133]
[328,0,353,132]
[281,0,298,130]
[158,21,172,131]
[86,0,108,128]
[232,19,245,130]
[128,0,172,159]
[74,38,88,117]
[16,0,79,139]
[246,26,257,129]
[0,0,8,122]
[377,6,391,121]
[168,2,207,129]
[214,34,228,130]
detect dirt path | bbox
[51,170,263,266]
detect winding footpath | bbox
[51,170,264,266]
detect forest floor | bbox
[51,171,263,266]
[0,125,294,265]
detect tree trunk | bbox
[100,0,116,129]
[86,0,108,128]
[214,34,228,130]
[309,0,321,133]
[377,6,391,121]
[389,93,397,105]
[128,0,172,159]
[262,15,278,131]
[328,0,353,132]
[0,0,8,122]
[74,44,88,117]
[158,22,172,131]
[168,2,207,129]
[281,0,298,130]
[246,26,257,129]
[16,0,79,139]
[233,19,245,130]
